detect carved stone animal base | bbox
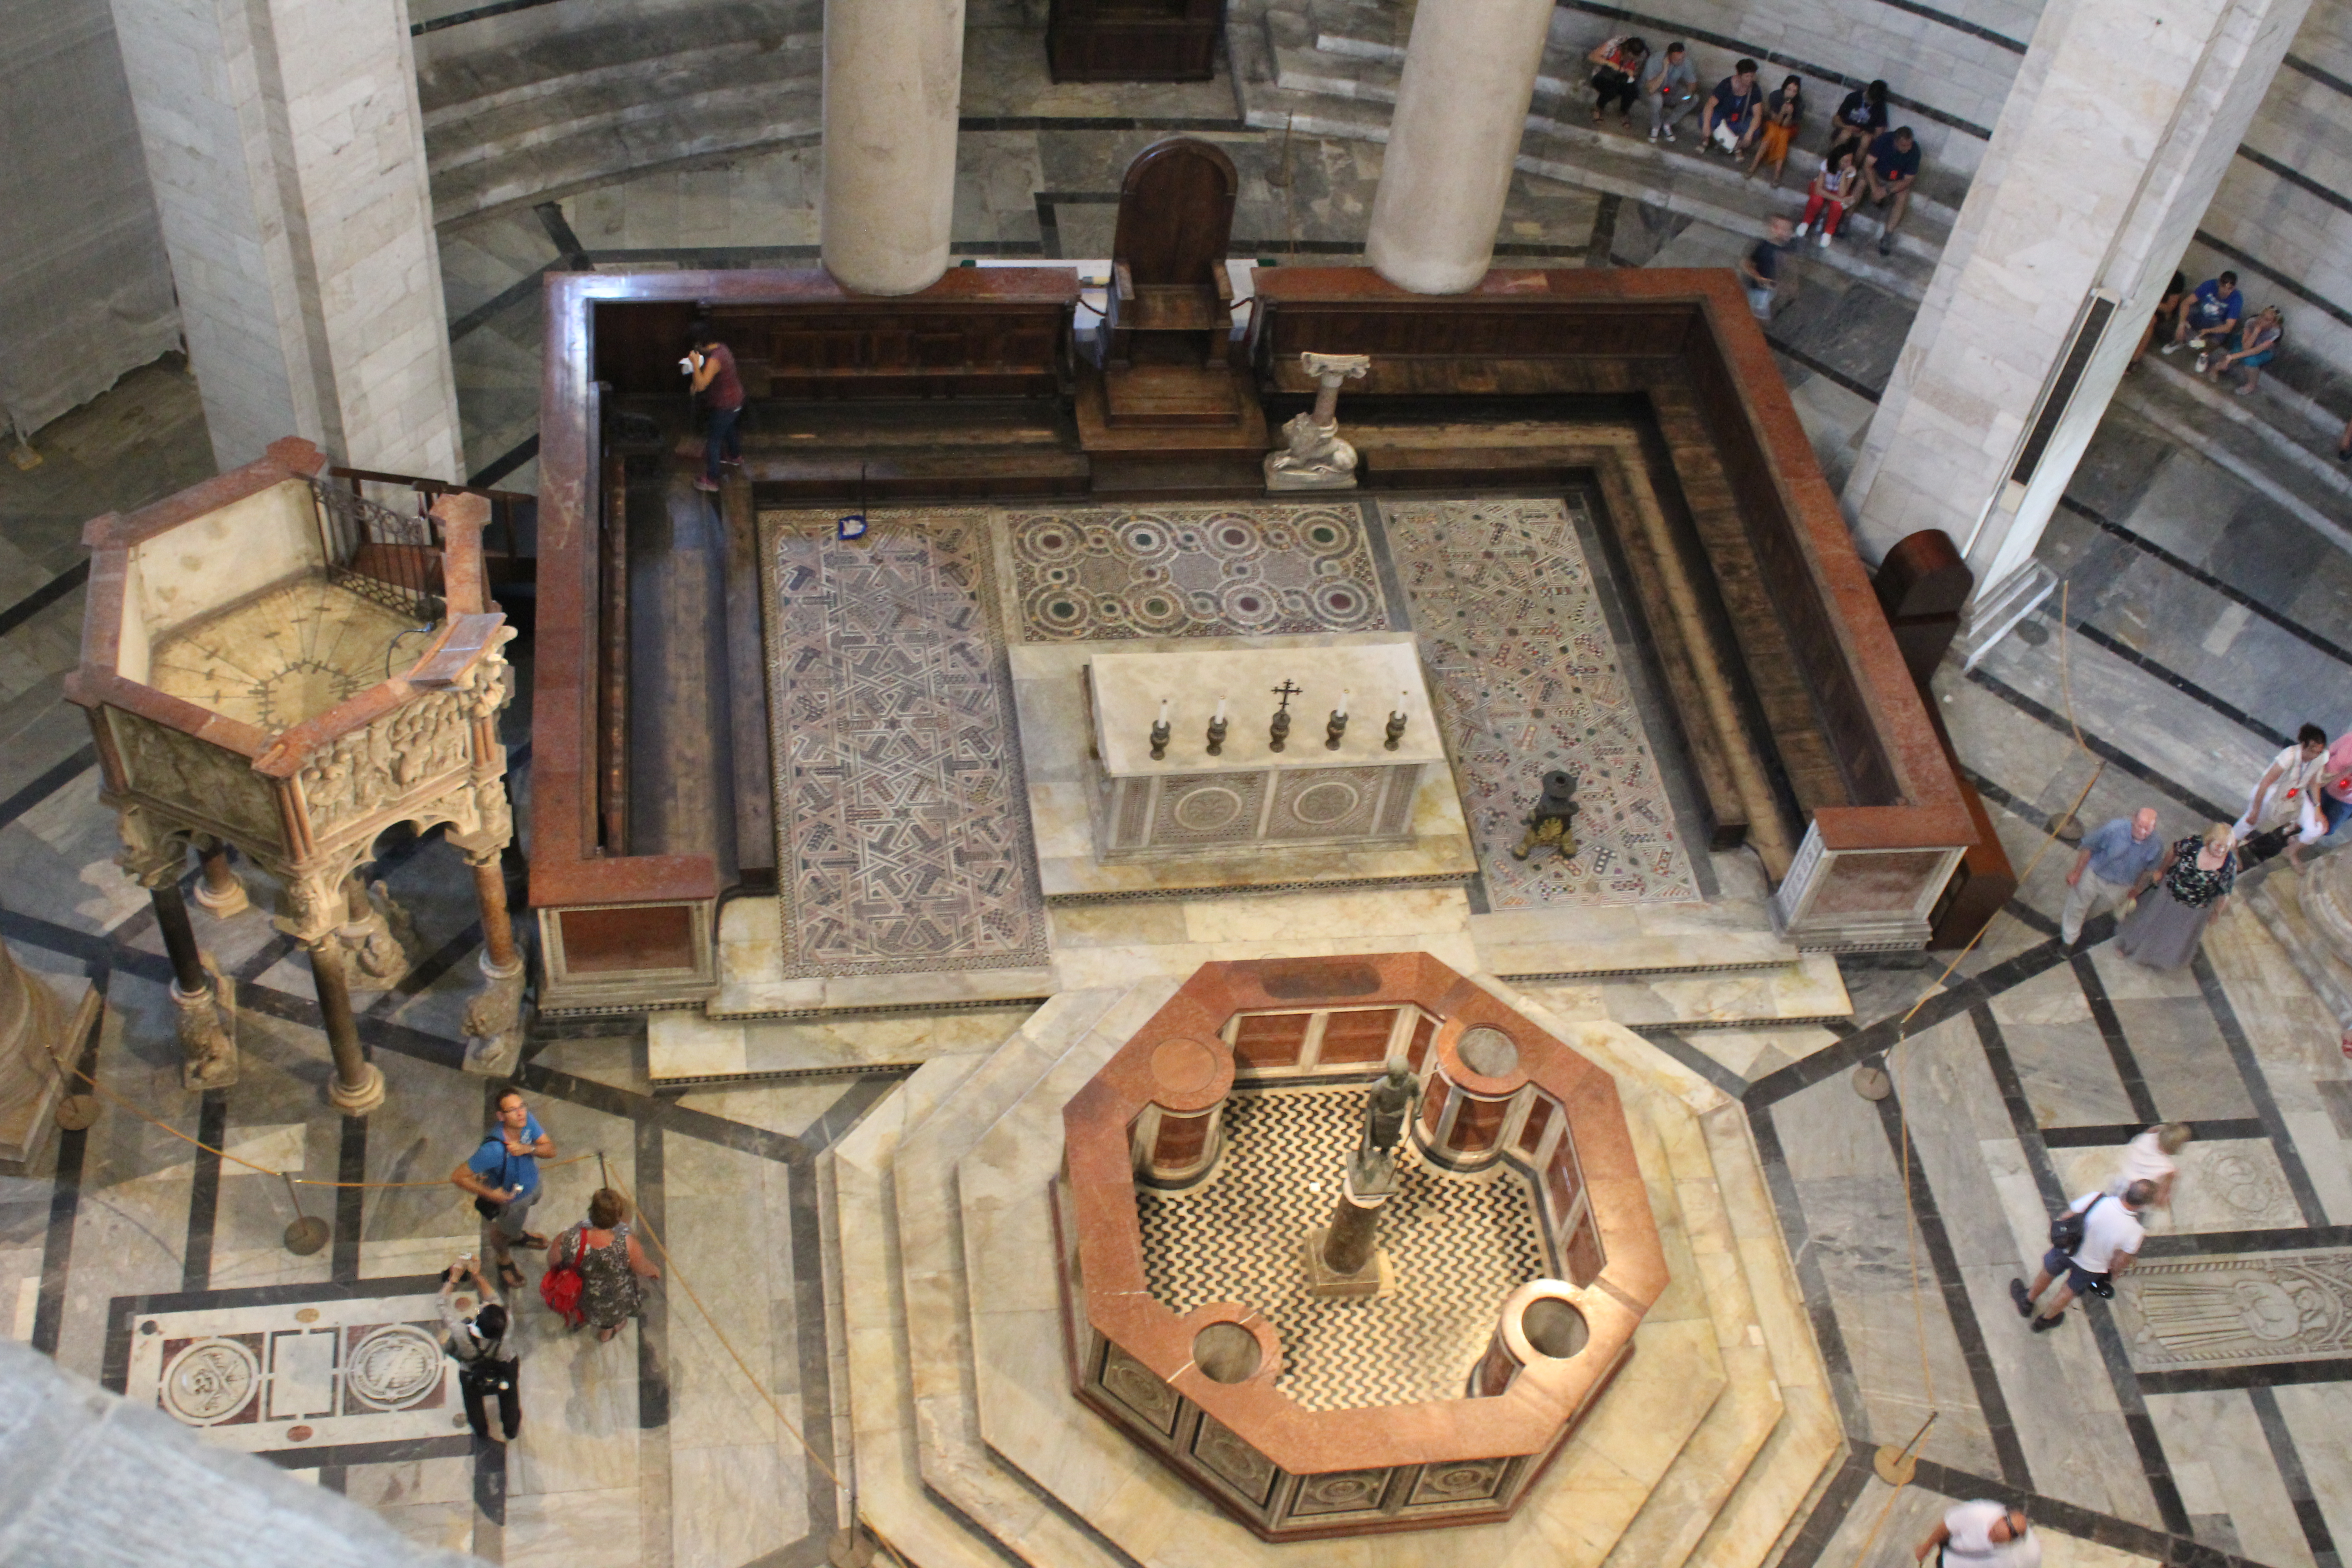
[1264,455,1358,491]
[336,882,418,990]
[462,954,529,1077]
[173,974,238,1093]
[1302,1230,1396,1298]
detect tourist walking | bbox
[2059,807,2164,946]
[554,1188,663,1343]
[1914,1500,2040,1566]
[687,320,745,494]
[2010,1181,2152,1333]
[2115,825,2236,970]
[2107,1122,2191,1208]
[440,1258,522,1443]
[451,1088,555,1291]
[1738,218,1793,321]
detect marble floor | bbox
[8,45,2352,1568]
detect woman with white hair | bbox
[2116,824,2235,970]
[2108,1122,2191,1208]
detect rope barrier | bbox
[1852,581,2103,1563]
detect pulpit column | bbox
[1363,0,1558,294]
[821,0,966,294]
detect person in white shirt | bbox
[2107,1122,2190,1208]
[1915,1500,2040,1567]
[2009,1181,2151,1333]
[2233,724,2328,866]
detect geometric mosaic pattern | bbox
[760,509,1048,974]
[1002,502,1388,642]
[1379,496,1700,908]
[1136,1084,1545,1411]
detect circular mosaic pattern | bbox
[1289,781,1362,826]
[1172,786,1247,833]
[345,1325,446,1410]
[162,1338,259,1426]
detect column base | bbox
[462,951,529,1078]
[328,1061,387,1117]
[190,874,250,918]
[172,974,239,1092]
[1303,1229,1395,1298]
[1955,559,2059,671]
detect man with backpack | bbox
[2010,1180,2152,1332]
[439,1257,522,1443]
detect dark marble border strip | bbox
[473,1439,507,1558]
[1633,1026,1751,1097]
[0,743,98,834]
[2234,146,2352,223]
[333,1112,368,1285]
[317,1464,348,1494]
[2285,52,2352,100]
[32,966,106,1356]
[2139,1359,2352,1394]
[1962,666,2238,827]
[0,558,89,639]
[451,265,557,343]
[2061,616,2289,749]
[110,1272,451,1317]
[1748,1103,1868,1431]
[1904,1455,2254,1568]
[1873,1089,2034,1486]
[181,1090,228,1292]
[2142,1224,2352,1258]
[410,0,563,35]
[2190,950,2330,1228]
[2059,498,2352,671]
[1587,191,1622,269]
[533,200,592,270]
[2194,230,2352,333]
[1769,1444,1871,1568]
[2039,1118,2265,1147]
[253,1435,480,1468]
[517,1058,805,1162]
[2068,952,2162,1126]
[1553,0,1999,137]
[957,115,1245,131]
[470,433,539,490]
[785,1148,839,1545]
[1765,333,1886,404]
[2245,1382,2345,1568]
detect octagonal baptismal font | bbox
[1054,954,1667,1539]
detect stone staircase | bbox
[1231,0,1971,300]
[415,0,822,226]
[819,975,1842,1568]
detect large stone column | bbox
[820,0,965,295]
[107,0,462,479]
[1840,0,2310,655]
[1363,0,1557,294]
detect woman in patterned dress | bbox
[557,1188,662,1342]
[2116,824,2236,971]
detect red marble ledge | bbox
[80,437,324,551]
[431,492,493,616]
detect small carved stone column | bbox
[457,844,527,1075]
[121,829,235,1090]
[308,935,384,1116]
[1306,1149,1397,1297]
[1265,352,1372,492]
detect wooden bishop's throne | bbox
[1078,137,1267,488]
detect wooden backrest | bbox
[1112,137,1238,289]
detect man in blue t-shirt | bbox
[1862,127,1921,256]
[2061,807,2165,946]
[2161,271,2241,355]
[451,1087,555,1286]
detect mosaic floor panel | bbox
[2117,1248,2352,1371]
[122,1291,468,1455]
[1379,496,1701,909]
[760,510,1048,975]
[1000,502,1388,642]
[1136,1084,1545,1411]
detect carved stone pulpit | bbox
[67,438,527,1113]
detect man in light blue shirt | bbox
[1644,44,1700,142]
[2061,808,2164,946]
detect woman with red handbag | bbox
[551,1188,662,1342]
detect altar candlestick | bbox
[1158,698,1171,725]
[1213,697,1228,723]
[1336,690,1349,718]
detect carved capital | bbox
[114,808,189,889]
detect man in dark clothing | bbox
[1862,127,1921,255]
[439,1259,521,1443]
[1699,59,1759,154]
[1826,79,1888,163]
[687,322,745,494]
[1738,217,1793,320]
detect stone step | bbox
[414,0,821,112]
[426,45,822,224]
[892,986,1174,1568]
[1466,876,1802,981]
[1515,954,1852,1033]
[2247,871,2352,1027]
[823,1053,1011,1568]
[646,1004,1040,1083]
